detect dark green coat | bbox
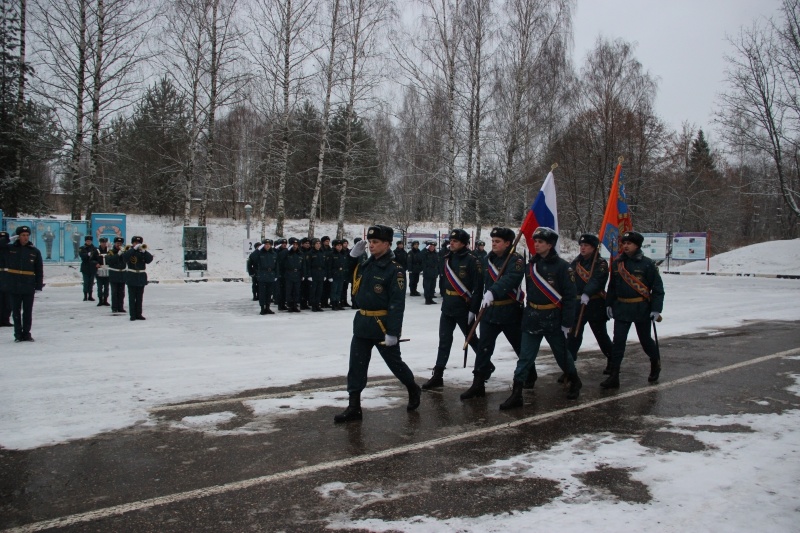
[281,249,306,282]
[79,244,96,274]
[350,250,405,340]
[121,247,153,287]
[256,248,279,283]
[482,249,525,325]
[106,246,126,284]
[394,247,408,269]
[606,250,665,322]
[308,248,330,281]
[524,250,576,333]
[569,252,610,322]
[409,248,423,274]
[440,248,483,317]
[2,240,44,294]
[330,250,349,281]
[421,248,439,278]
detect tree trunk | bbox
[274,0,293,238]
[86,0,105,222]
[13,0,26,185]
[69,0,88,221]
[198,0,220,227]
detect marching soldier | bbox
[603,231,665,388]
[422,229,483,390]
[256,239,279,315]
[349,238,367,310]
[333,225,421,423]
[121,236,153,321]
[421,241,439,304]
[281,238,305,312]
[408,240,423,296]
[79,235,97,301]
[106,237,127,314]
[461,227,525,400]
[330,240,349,310]
[92,237,111,306]
[568,234,613,376]
[1,226,44,342]
[498,227,579,410]
[340,239,351,306]
[0,231,14,327]
[308,238,329,312]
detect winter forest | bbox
[0,0,798,250]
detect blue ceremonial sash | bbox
[444,260,472,301]
[530,262,563,309]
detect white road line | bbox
[6,347,800,533]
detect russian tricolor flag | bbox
[520,171,558,252]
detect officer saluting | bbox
[334,225,421,423]
[122,236,153,321]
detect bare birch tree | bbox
[14,0,27,185]
[250,0,318,237]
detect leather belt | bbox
[359,309,388,317]
[528,302,557,310]
[618,296,645,303]
[7,269,34,276]
[445,289,463,296]
[492,298,516,306]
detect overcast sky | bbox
[572,0,784,141]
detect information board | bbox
[243,238,260,258]
[183,226,208,272]
[672,232,708,261]
[641,233,669,260]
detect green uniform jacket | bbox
[409,248,423,274]
[349,251,406,340]
[440,248,483,317]
[569,252,610,323]
[421,248,438,278]
[524,250,577,333]
[121,247,154,287]
[106,247,127,284]
[606,250,665,322]
[482,249,525,325]
[79,244,96,274]
[256,248,279,283]
[308,248,330,281]
[330,250,349,281]
[2,240,44,294]
[281,249,306,282]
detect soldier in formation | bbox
[121,236,153,321]
[334,224,421,423]
[603,231,665,388]
[281,237,305,313]
[498,227,580,410]
[408,241,422,296]
[255,239,278,315]
[106,237,127,313]
[1,226,44,342]
[422,229,483,390]
[421,241,439,305]
[308,238,329,312]
[92,237,111,307]
[329,240,349,310]
[79,235,97,301]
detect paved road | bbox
[2,321,799,532]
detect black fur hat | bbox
[84,235,93,241]
[262,238,273,245]
[16,226,31,235]
[490,227,514,242]
[621,231,644,247]
[366,225,393,242]
[532,226,558,245]
[449,229,470,245]
[113,237,124,244]
[131,236,143,244]
[578,233,600,248]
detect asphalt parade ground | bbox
[1,320,799,532]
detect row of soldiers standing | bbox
[247,236,363,315]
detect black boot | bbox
[407,383,421,411]
[648,358,661,383]
[600,368,620,389]
[97,300,104,306]
[278,304,288,311]
[557,372,567,383]
[499,380,524,410]
[421,366,445,390]
[603,359,612,375]
[566,371,582,400]
[87,293,95,301]
[265,307,275,315]
[334,393,362,423]
[103,298,111,306]
[260,305,268,315]
[460,374,486,400]
[523,367,537,389]
[83,293,88,301]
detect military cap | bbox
[99,237,108,243]
[131,235,144,244]
[113,237,124,244]
[532,226,558,245]
[411,240,419,245]
[620,231,644,247]
[300,237,310,244]
[288,237,299,245]
[262,238,273,245]
[449,229,470,245]
[16,226,31,235]
[425,240,436,246]
[311,238,320,244]
[0,231,9,238]
[321,235,330,243]
[332,239,342,246]
[366,225,393,242]
[578,233,600,248]
[84,235,93,240]
[490,227,515,242]
[276,238,287,245]
[475,240,485,246]
[396,240,404,245]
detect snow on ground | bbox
[2,217,800,531]
[674,239,800,276]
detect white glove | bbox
[350,240,367,257]
[10,235,19,243]
[468,311,476,324]
[134,243,141,250]
[384,334,398,347]
[606,307,613,320]
[650,311,661,322]
[580,293,590,306]
[328,278,333,282]
[480,291,494,309]
[561,326,570,338]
